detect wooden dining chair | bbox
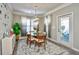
[35,33,46,50]
[27,34,35,47]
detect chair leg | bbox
[37,43,40,52]
[44,43,46,50]
[36,43,40,52]
[35,41,37,47]
[29,41,32,48]
[27,39,28,45]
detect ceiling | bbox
[10,3,63,17]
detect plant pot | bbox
[16,35,19,41]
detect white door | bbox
[58,13,73,47]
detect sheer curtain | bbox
[44,15,51,38]
[21,16,38,36]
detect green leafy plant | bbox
[12,23,21,36]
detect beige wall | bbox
[13,14,21,25]
[50,4,79,50]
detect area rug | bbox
[13,39,78,55]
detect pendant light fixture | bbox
[34,6,39,21]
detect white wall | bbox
[0,3,13,39]
[0,3,13,54]
[50,4,79,50]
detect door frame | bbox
[57,12,73,47]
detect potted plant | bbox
[12,23,21,41]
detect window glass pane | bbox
[21,17,27,25]
[60,16,69,42]
[26,20,30,26]
[21,16,38,35]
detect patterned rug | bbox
[13,39,79,55]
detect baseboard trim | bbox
[71,47,79,52]
[48,38,79,53]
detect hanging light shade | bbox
[34,6,39,21]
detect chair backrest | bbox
[27,34,31,37]
[27,34,31,40]
[37,33,46,41]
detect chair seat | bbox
[35,39,44,43]
[28,37,35,41]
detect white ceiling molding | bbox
[13,11,33,16]
[10,3,63,17]
[44,3,72,16]
[13,11,44,18]
[13,10,44,17]
[7,3,13,12]
[13,11,34,18]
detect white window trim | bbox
[56,12,73,48]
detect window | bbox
[58,14,71,42]
[21,16,39,36]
